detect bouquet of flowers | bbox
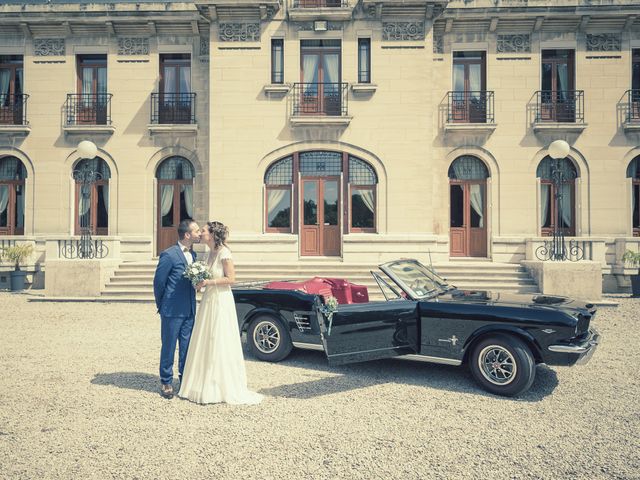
[320,295,339,335]
[183,261,212,288]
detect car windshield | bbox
[380,259,452,299]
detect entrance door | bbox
[300,177,340,256]
[541,50,575,122]
[300,40,341,115]
[316,301,420,366]
[450,181,487,257]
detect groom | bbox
[153,219,201,399]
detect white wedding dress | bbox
[178,246,263,405]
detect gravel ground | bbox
[0,293,638,480]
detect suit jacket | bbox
[153,244,197,318]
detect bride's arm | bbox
[204,258,236,287]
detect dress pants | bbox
[160,314,195,385]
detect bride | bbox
[178,221,263,405]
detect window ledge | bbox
[264,84,290,95]
[351,83,377,94]
[63,125,115,135]
[444,122,497,134]
[147,124,198,135]
[288,7,354,22]
[0,124,31,136]
[532,122,588,134]
[290,115,352,127]
[623,121,640,134]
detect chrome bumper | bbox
[548,329,601,365]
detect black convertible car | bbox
[232,259,600,396]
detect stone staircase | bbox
[99,259,539,302]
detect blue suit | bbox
[153,244,197,385]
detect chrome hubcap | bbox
[253,321,280,354]
[478,345,517,386]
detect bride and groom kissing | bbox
[153,219,262,405]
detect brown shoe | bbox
[160,384,174,399]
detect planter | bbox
[631,274,640,298]
[10,270,27,291]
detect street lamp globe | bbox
[548,139,570,160]
[77,140,98,160]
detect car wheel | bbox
[469,334,535,397]
[247,316,293,362]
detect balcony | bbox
[63,93,114,135]
[444,91,496,134]
[148,93,197,135]
[0,94,30,136]
[623,89,640,134]
[288,0,353,21]
[290,82,351,126]
[532,90,587,134]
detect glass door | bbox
[160,54,191,123]
[300,177,341,256]
[541,50,575,122]
[77,55,107,124]
[452,52,486,123]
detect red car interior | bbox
[264,277,369,304]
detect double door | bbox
[0,182,24,235]
[300,177,340,256]
[300,41,341,115]
[77,55,107,124]
[450,181,487,257]
[157,180,193,254]
[541,50,575,122]
[452,52,486,123]
[0,56,24,125]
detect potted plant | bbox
[622,249,640,297]
[3,243,34,291]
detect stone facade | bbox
[0,0,639,292]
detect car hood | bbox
[442,289,596,315]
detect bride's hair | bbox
[206,221,229,249]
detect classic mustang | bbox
[232,259,600,396]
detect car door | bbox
[316,301,420,366]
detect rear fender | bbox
[462,325,544,364]
[240,307,288,333]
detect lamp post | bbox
[535,139,585,262]
[70,140,103,259]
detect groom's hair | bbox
[178,219,196,240]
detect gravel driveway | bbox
[0,293,638,480]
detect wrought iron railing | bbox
[151,93,196,124]
[625,89,640,123]
[58,239,109,260]
[534,90,584,123]
[292,82,348,116]
[535,239,585,262]
[0,94,29,125]
[65,93,112,126]
[447,91,495,123]
[292,0,348,7]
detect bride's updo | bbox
[207,221,229,249]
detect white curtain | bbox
[163,67,176,93]
[0,70,10,103]
[0,185,8,225]
[540,183,550,227]
[267,189,288,224]
[303,54,319,94]
[557,64,568,101]
[97,67,107,94]
[560,183,572,229]
[179,67,191,93]
[469,184,484,228]
[81,68,93,106]
[160,184,174,218]
[323,54,339,84]
[183,184,193,218]
[469,64,482,100]
[79,186,91,218]
[357,189,375,214]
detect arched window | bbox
[74,157,110,235]
[0,155,27,235]
[628,156,640,236]
[264,156,293,232]
[349,156,377,231]
[536,157,578,236]
[263,152,378,236]
[155,156,195,253]
[448,156,489,257]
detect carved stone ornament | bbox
[117,38,149,55]
[433,34,443,54]
[497,34,530,53]
[382,22,425,41]
[34,38,65,56]
[200,36,210,56]
[586,33,621,52]
[297,22,343,32]
[219,23,260,42]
